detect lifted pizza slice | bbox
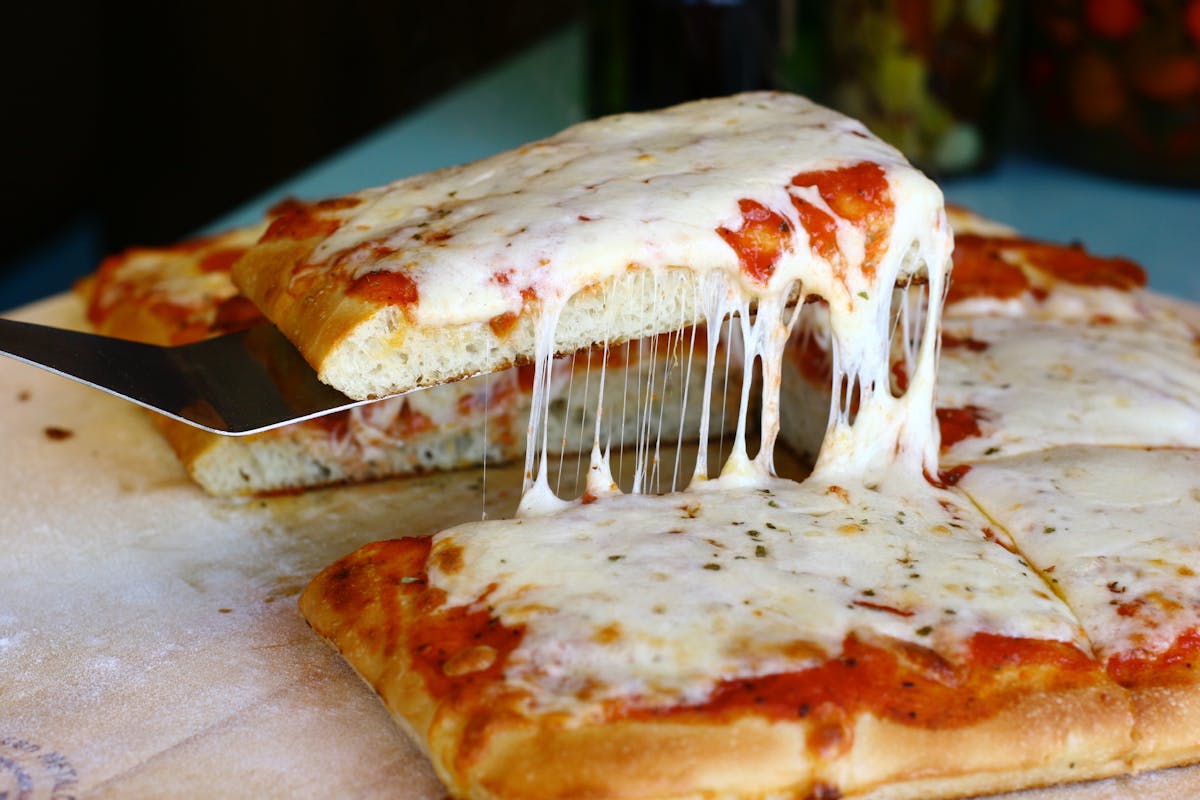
[231,92,948,403]
[957,446,1200,773]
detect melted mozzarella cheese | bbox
[938,315,1200,463]
[945,286,1167,324]
[431,473,1086,712]
[958,447,1200,662]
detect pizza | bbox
[217,92,1200,799]
[79,211,737,496]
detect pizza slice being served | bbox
[231,93,949,405]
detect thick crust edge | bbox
[235,242,712,401]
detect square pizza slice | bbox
[301,472,1133,800]
[230,93,949,405]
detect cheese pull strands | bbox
[515,184,948,511]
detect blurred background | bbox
[2,0,582,308]
[5,0,1200,309]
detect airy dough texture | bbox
[236,236,713,401]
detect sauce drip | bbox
[630,633,1098,730]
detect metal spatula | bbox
[0,318,387,435]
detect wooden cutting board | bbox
[2,293,1197,799]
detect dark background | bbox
[2,1,582,305]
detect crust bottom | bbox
[154,336,733,496]
[154,410,521,496]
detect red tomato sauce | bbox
[926,464,973,488]
[1107,627,1200,687]
[716,199,793,285]
[791,162,894,281]
[948,233,1146,304]
[947,234,1032,303]
[261,198,355,242]
[1007,238,1145,291]
[198,247,247,273]
[716,163,894,286]
[937,405,986,449]
[347,270,419,308]
[629,633,1097,735]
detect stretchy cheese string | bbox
[514,175,948,506]
[672,318,702,493]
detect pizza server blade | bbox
[0,318,399,435]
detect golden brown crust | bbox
[300,539,1139,800]
[230,236,371,378]
[835,687,1132,799]
[452,688,1133,800]
[1129,680,1200,771]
